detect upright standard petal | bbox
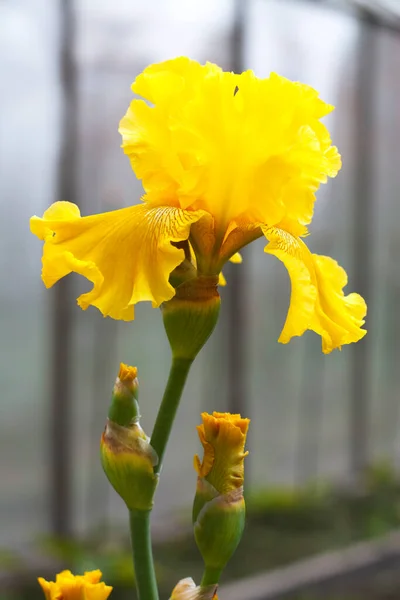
[30,201,204,320]
[120,58,341,232]
[262,226,367,353]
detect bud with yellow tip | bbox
[100,364,159,511]
[108,363,139,426]
[38,569,112,600]
[192,412,250,583]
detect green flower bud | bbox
[193,480,245,574]
[162,276,220,361]
[107,363,139,426]
[100,364,158,511]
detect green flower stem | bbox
[151,357,193,474]
[127,358,193,600]
[201,567,223,587]
[129,509,159,600]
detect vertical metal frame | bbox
[50,0,78,537]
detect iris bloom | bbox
[38,569,112,600]
[30,57,366,353]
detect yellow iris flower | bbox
[30,56,366,353]
[38,569,112,600]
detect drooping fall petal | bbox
[262,226,367,353]
[30,201,204,320]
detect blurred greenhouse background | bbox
[1,0,400,598]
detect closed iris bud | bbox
[107,363,139,426]
[161,276,221,361]
[100,364,158,511]
[192,412,250,581]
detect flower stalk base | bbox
[129,509,159,600]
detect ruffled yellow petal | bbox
[38,570,112,600]
[262,226,367,353]
[80,570,103,585]
[120,58,340,232]
[30,201,204,320]
[194,412,249,495]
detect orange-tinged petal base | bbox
[30,201,204,320]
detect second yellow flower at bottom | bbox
[38,570,112,600]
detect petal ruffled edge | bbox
[30,201,205,321]
[262,226,367,353]
[194,412,249,494]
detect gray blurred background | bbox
[1,0,400,598]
